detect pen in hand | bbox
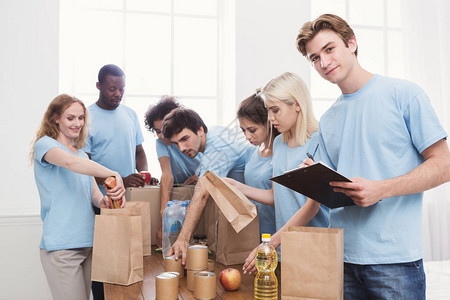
[306,152,315,162]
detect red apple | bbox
[219,268,241,291]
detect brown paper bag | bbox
[126,202,151,256]
[200,171,260,265]
[171,184,196,201]
[215,211,260,265]
[125,186,161,245]
[100,204,151,256]
[204,197,219,251]
[281,226,344,300]
[201,171,257,232]
[126,185,198,245]
[91,214,144,286]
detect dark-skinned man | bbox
[84,64,148,299]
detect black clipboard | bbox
[270,162,355,208]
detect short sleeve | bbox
[155,139,169,159]
[403,89,447,154]
[34,137,58,167]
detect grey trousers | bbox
[40,247,92,300]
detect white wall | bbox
[235,0,310,104]
[0,0,311,217]
[0,0,312,298]
[0,0,59,217]
[0,0,60,298]
[0,0,59,299]
[0,216,52,299]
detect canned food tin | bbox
[194,271,216,299]
[187,245,208,270]
[139,171,151,185]
[164,255,184,278]
[155,272,179,300]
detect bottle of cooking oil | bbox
[254,233,278,299]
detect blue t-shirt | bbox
[155,139,201,184]
[197,126,253,183]
[84,103,144,193]
[272,133,329,231]
[34,136,94,251]
[318,74,447,264]
[244,147,276,236]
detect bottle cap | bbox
[261,233,271,242]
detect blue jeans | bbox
[344,260,426,300]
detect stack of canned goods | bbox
[186,245,209,291]
[164,254,184,278]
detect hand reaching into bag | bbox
[103,176,126,208]
[184,174,199,185]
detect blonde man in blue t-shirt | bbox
[297,14,450,299]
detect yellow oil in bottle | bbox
[254,234,278,299]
